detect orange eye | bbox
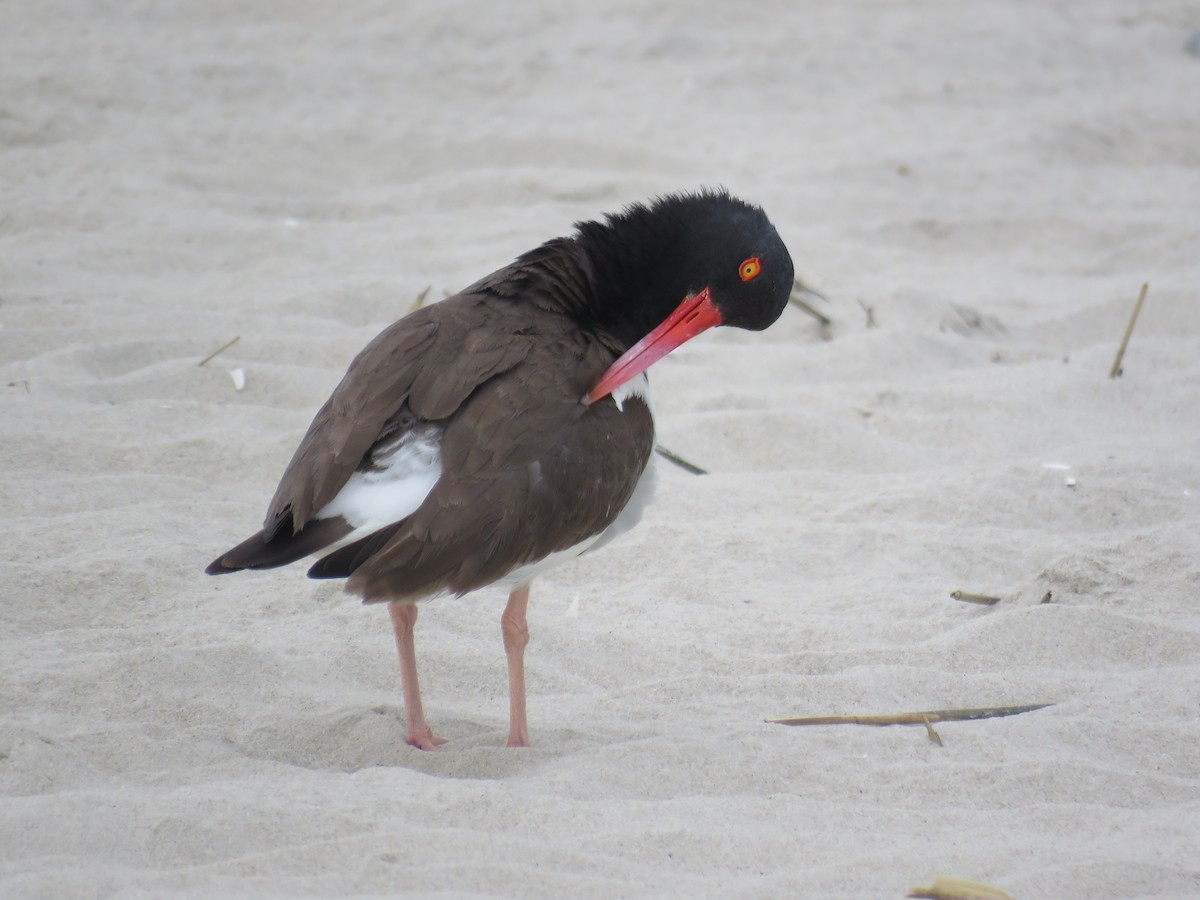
[738,257,762,282]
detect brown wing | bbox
[262,294,538,539]
[309,327,655,603]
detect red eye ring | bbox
[738,257,762,282]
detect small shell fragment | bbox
[229,367,246,391]
[1065,476,1077,487]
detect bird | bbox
[206,189,795,750]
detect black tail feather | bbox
[205,516,354,575]
[307,522,404,579]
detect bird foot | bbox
[406,725,449,751]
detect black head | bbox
[578,190,796,404]
[578,189,794,347]
[662,190,794,332]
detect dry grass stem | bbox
[197,335,241,367]
[950,590,1001,605]
[789,294,830,326]
[789,277,832,329]
[767,703,1052,728]
[408,285,432,314]
[1108,282,1148,378]
[654,445,707,476]
[922,715,944,746]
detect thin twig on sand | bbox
[1108,282,1148,378]
[198,335,241,367]
[767,703,1052,728]
[922,715,943,746]
[654,445,707,476]
[950,590,1001,606]
[789,277,832,334]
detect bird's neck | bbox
[569,217,698,351]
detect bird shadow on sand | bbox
[221,704,595,779]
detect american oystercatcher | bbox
[207,189,794,749]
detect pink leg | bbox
[388,601,447,751]
[501,583,532,748]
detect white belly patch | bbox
[317,425,442,543]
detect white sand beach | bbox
[3,2,1199,897]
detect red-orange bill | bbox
[585,288,723,405]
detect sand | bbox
[3,2,1199,897]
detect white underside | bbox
[316,425,443,549]
[312,376,657,591]
[492,452,658,592]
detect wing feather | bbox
[263,297,536,536]
[334,336,655,603]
